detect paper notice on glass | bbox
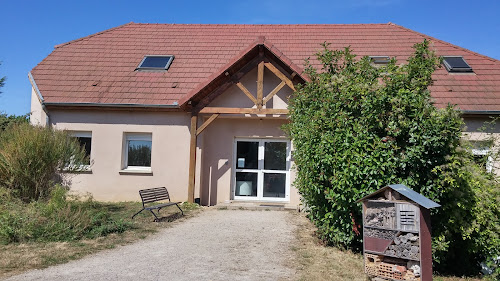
[237,158,245,168]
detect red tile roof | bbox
[31,23,500,111]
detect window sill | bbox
[119,169,153,176]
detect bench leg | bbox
[132,208,145,219]
[175,203,184,215]
[149,209,160,222]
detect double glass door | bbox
[233,139,290,201]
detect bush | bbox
[0,185,131,244]
[0,113,28,132]
[0,123,87,201]
[432,139,500,277]
[285,40,499,276]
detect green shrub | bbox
[285,40,499,276]
[0,112,28,132]
[432,140,500,277]
[0,185,131,244]
[0,123,87,201]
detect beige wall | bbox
[49,110,192,202]
[199,117,298,207]
[30,87,48,126]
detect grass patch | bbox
[288,212,367,281]
[0,199,201,279]
[0,186,132,244]
[289,212,483,281]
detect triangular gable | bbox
[178,36,307,112]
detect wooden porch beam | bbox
[257,61,264,109]
[187,114,198,203]
[199,107,289,115]
[196,114,219,136]
[263,81,286,105]
[236,82,258,105]
[193,57,262,113]
[264,63,295,91]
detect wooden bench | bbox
[131,187,183,221]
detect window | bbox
[71,131,92,166]
[123,133,152,171]
[369,56,390,65]
[442,56,473,73]
[136,55,174,71]
[471,141,493,173]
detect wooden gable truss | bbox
[186,50,301,202]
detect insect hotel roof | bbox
[356,184,440,209]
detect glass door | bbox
[234,139,290,201]
[234,141,259,197]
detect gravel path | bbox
[7,209,297,281]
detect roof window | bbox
[369,56,390,65]
[442,56,473,73]
[136,55,174,71]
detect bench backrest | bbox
[139,187,171,205]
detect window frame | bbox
[369,56,390,65]
[442,56,473,73]
[122,132,153,173]
[232,138,291,202]
[471,147,494,173]
[68,131,92,172]
[136,55,175,71]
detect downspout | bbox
[28,72,50,127]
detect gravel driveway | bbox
[7,209,297,281]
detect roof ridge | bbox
[131,23,389,27]
[54,22,135,49]
[389,22,500,63]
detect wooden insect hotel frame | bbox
[357,184,440,281]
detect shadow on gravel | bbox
[154,212,183,222]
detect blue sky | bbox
[0,0,499,116]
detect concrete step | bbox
[215,201,299,211]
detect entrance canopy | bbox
[184,37,307,202]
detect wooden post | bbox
[420,207,433,281]
[187,114,197,203]
[257,61,264,109]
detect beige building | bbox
[29,23,500,207]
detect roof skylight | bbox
[137,55,174,71]
[369,56,390,65]
[442,56,473,73]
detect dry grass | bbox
[289,212,482,281]
[0,202,202,279]
[288,212,368,281]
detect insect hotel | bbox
[357,184,440,281]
